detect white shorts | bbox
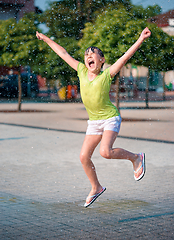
[86,115,122,135]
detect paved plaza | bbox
[0,100,174,239]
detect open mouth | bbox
[88,60,95,68]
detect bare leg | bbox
[80,131,143,204]
[100,130,143,178]
[80,134,103,202]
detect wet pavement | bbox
[0,101,174,239]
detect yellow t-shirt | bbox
[77,62,119,120]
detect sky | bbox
[35,0,174,13]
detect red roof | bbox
[148,9,174,27]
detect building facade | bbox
[148,10,174,36]
[0,0,42,76]
[0,0,36,21]
[148,10,174,88]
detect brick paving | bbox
[0,101,174,239]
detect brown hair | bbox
[85,46,104,57]
[85,46,105,68]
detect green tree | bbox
[130,4,161,20]
[36,36,79,87]
[38,0,132,89]
[0,16,43,111]
[37,1,162,95]
[42,0,131,40]
[78,8,174,108]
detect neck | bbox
[88,68,101,81]
[88,71,98,82]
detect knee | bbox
[80,152,88,165]
[100,148,112,159]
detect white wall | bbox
[165,70,174,85]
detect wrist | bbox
[43,37,50,43]
[138,36,144,43]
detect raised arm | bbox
[36,31,79,71]
[110,27,151,78]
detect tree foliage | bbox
[0,1,171,90]
[0,15,43,70]
[36,37,79,86]
[0,14,79,86]
[78,8,174,72]
[39,1,132,84]
[38,0,164,85]
[42,0,132,40]
[0,15,44,110]
[130,4,161,20]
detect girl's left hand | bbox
[140,27,151,40]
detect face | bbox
[84,48,105,73]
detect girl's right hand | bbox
[36,31,46,41]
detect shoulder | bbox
[102,67,114,83]
[77,62,88,81]
[77,62,87,72]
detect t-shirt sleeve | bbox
[104,67,114,83]
[77,62,85,77]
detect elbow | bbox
[62,50,68,55]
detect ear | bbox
[100,57,105,64]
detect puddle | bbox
[0,196,20,203]
[29,199,151,215]
[92,199,150,213]
[0,196,152,215]
[0,197,5,202]
[8,197,17,202]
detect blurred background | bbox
[0,0,174,110]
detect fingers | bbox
[36,31,39,38]
[145,27,151,35]
[141,27,151,39]
[146,29,151,38]
[145,28,150,33]
[36,31,43,40]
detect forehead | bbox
[85,48,98,55]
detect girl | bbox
[36,27,151,207]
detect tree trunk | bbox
[145,68,150,108]
[115,74,120,113]
[76,0,81,12]
[87,1,92,22]
[17,73,22,112]
[162,72,166,101]
[76,0,83,39]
